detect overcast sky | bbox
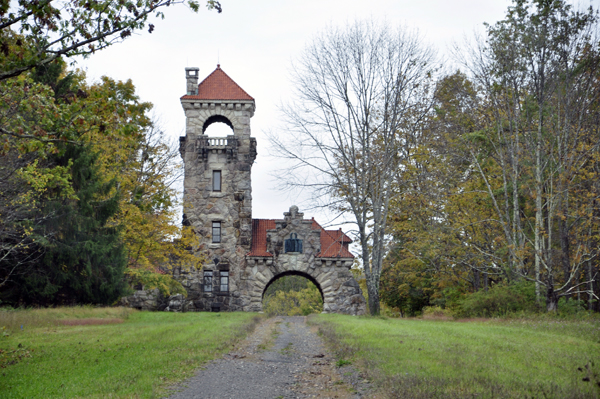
[77,0,596,227]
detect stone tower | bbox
[169,65,366,315]
[179,65,256,311]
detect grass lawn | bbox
[0,307,260,398]
[311,314,600,398]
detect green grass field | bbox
[311,314,600,398]
[3,307,600,399]
[0,308,260,398]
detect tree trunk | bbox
[546,279,558,312]
[534,92,544,304]
[588,260,594,311]
[365,273,380,315]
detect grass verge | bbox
[1,308,262,398]
[310,314,600,398]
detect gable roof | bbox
[311,220,354,258]
[247,219,276,257]
[247,218,353,259]
[181,65,254,101]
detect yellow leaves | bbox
[125,267,187,297]
[15,159,78,206]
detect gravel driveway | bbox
[164,316,372,399]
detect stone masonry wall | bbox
[179,99,256,312]
[239,206,366,315]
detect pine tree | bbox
[19,144,128,305]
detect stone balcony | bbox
[180,135,256,164]
[206,137,229,148]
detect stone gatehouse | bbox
[122,66,366,315]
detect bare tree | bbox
[269,21,435,315]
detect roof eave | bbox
[316,256,355,259]
[180,96,255,102]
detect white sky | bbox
[77,0,596,227]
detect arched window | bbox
[203,115,234,135]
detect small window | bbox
[284,233,303,253]
[212,222,221,243]
[212,170,221,191]
[220,271,229,292]
[203,271,213,292]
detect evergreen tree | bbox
[16,144,128,305]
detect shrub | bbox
[557,297,587,315]
[454,281,539,318]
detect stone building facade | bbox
[122,66,366,315]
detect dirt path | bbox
[164,316,372,399]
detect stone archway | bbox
[182,104,254,138]
[243,255,366,315]
[262,270,325,302]
[202,114,234,134]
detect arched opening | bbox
[203,115,234,136]
[262,271,324,316]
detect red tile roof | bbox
[247,218,354,259]
[247,219,276,257]
[182,65,254,101]
[311,220,354,258]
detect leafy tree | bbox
[0,59,88,293]
[383,0,600,314]
[461,0,600,310]
[78,76,203,295]
[0,59,200,304]
[0,0,217,303]
[0,0,221,81]
[382,71,506,314]
[380,257,434,317]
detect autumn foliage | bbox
[0,59,202,305]
[381,0,600,315]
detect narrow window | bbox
[220,271,229,293]
[212,170,221,191]
[212,221,221,243]
[203,271,213,292]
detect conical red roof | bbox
[182,65,254,101]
